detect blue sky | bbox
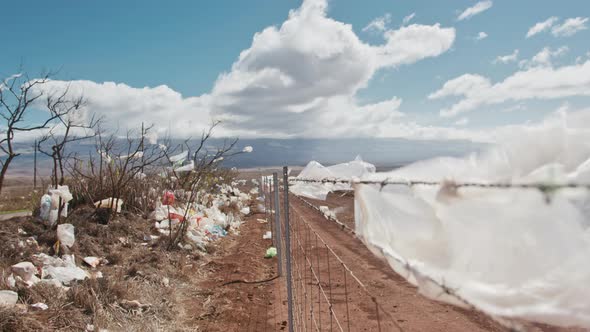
[2,0,589,141]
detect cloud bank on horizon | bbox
[30,0,590,144]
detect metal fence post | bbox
[273,172,282,276]
[283,166,294,332]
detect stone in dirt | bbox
[0,290,18,307]
[120,299,151,311]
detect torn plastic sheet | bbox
[354,115,590,328]
[291,156,376,200]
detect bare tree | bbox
[67,124,167,220]
[35,92,101,224]
[38,93,102,189]
[0,71,66,193]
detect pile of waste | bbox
[0,223,105,309]
[149,183,252,251]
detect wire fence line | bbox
[288,188,527,331]
[289,177,590,193]
[260,168,406,331]
[263,168,535,331]
[293,194,356,235]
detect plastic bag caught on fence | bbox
[291,156,375,200]
[355,114,590,328]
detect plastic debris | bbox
[83,257,101,268]
[263,231,272,240]
[169,151,188,165]
[49,185,73,219]
[264,247,277,258]
[30,302,48,311]
[162,191,175,205]
[39,194,52,221]
[57,224,75,248]
[11,262,37,282]
[34,254,87,285]
[174,160,195,172]
[0,290,18,307]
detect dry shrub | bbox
[69,278,128,316]
[0,307,46,332]
[18,283,65,308]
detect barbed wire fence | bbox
[260,168,589,331]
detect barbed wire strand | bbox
[290,177,590,192]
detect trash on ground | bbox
[264,247,277,258]
[57,223,75,248]
[0,290,18,307]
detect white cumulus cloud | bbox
[457,1,493,21]
[526,17,559,38]
[519,46,569,68]
[402,13,416,26]
[493,49,519,64]
[526,17,588,38]
[476,31,488,40]
[31,0,456,140]
[363,13,391,32]
[551,17,589,37]
[430,59,590,117]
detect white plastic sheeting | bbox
[291,156,376,200]
[354,118,590,327]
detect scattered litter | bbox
[57,224,75,248]
[30,302,48,311]
[34,254,87,285]
[263,231,272,240]
[11,262,37,283]
[143,234,160,242]
[257,219,267,224]
[264,247,277,258]
[39,194,52,221]
[0,290,18,307]
[162,191,175,205]
[83,257,101,268]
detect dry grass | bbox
[0,307,46,332]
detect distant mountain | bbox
[6,137,486,177]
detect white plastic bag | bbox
[57,224,75,248]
